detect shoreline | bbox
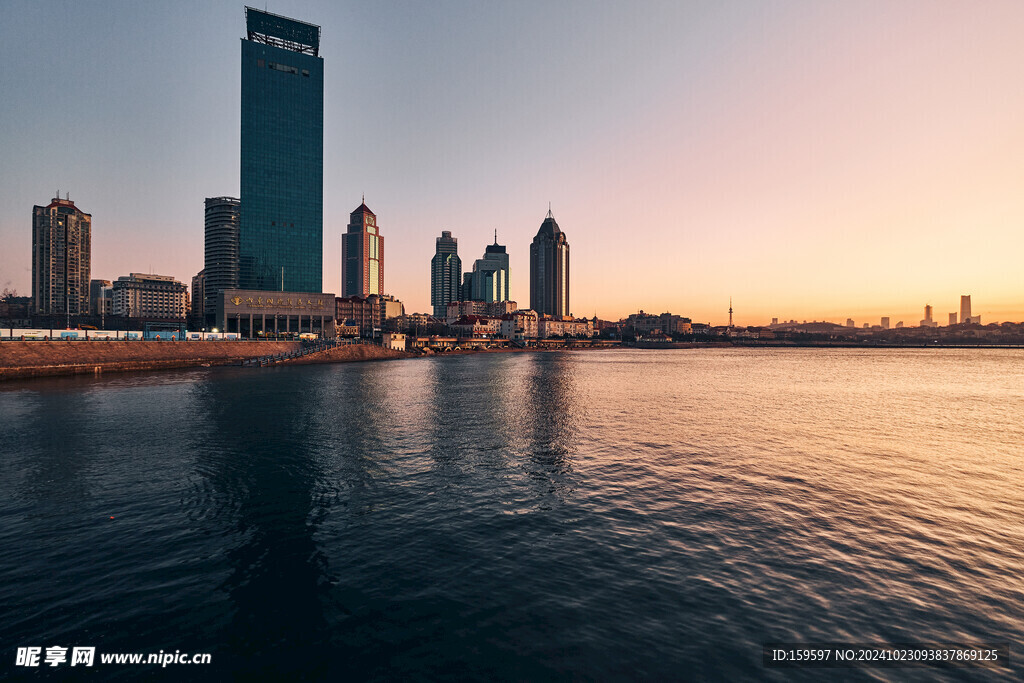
[2,339,1021,383]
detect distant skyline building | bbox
[239,7,323,293]
[204,196,240,322]
[431,230,461,318]
[920,304,937,328]
[469,232,510,303]
[881,316,890,329]
[32,195,91,316]
[530,209,570,318]
[949,312,957,326]
[342,202,384,298]
[960,295,971,325]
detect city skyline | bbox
[2,1,1024,324]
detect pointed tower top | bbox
[494,228,498,244]
[547,202,553,219]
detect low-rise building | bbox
[382,332,406,351]
[112,273,188,318]
[446,299,517,323]
[538,316,593,338]
[449,315,501,339]
[336,294,405,336]
[499,309,539,341]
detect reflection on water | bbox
[1,349,1023,680]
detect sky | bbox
[2,0,1023,326]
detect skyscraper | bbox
[530,209,570,318]
[239,7,323,293]
[431,230,461,317]
[32,195,91,316]
[471,232,510,303]
[960,295,971,324]
[204,196,240,322]
[342,201,384,297]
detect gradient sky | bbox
[2,0,1023,325]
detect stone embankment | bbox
[282,344,412,364]
[0,340,301,381]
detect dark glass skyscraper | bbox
[530,209,570,318]
[240,7,323,293]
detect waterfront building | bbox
[342,202,384,297]
[949,312,958,326]
[625,311,692,336]
[846,318,855,328]
[446,300,517,324]
[431,230,461,318]
[219,289,334,337]
[530,209,570,318]
[470,232,510,303]
[538,316,593,339]
[32,195,91,316]
[382,332,406,351]
[449,315,502,339]
[499,309,539,341]
[335,293,402,337]
[881,317,890,329]
[239,8,323,293]
[112,273,188,319]
[960,295,971,325]
[204,196,240,321]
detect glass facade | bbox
[240,9,323,293]
[431,231,461,318]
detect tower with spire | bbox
[729,297,733,328]
[530,207,570,318]
[467,230,510,302]
[341,199,384,297]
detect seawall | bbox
[0,340,301,381]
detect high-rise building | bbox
[32,195,91,315]
[431,230,461,317]
[949,312,957,326]
[204,196,240,321]
[880,316,890,329]
[239,8,323,293]
[530,209,570,318]
[342,202,384,297]
[471,232,510,303]
[960,295,971,325]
